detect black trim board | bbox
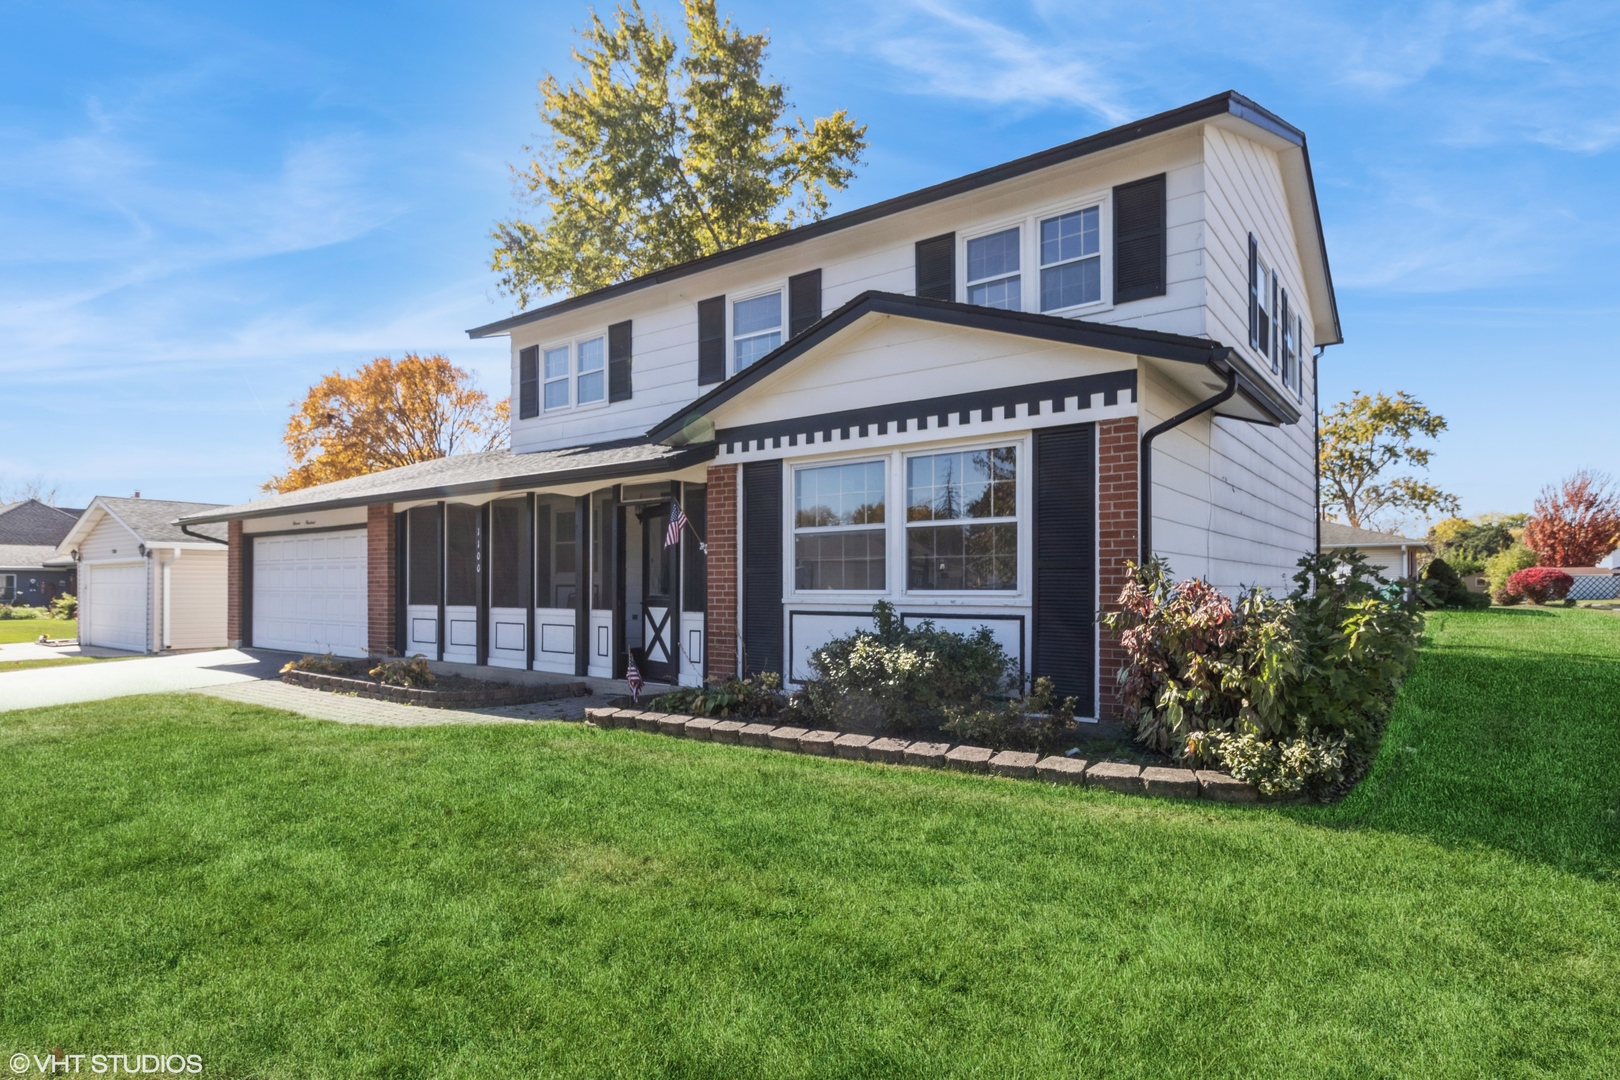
[715,370,1136,455]
[468,91,1337,346]
[646,291,1226,444]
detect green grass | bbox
[0,617,75,644]
[1,610,1616,1078]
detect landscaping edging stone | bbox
[283,668,588,708]
[580,708,1273,803]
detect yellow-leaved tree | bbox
[267,354,509,493]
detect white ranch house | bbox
[179,92,1340,720]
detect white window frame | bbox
[790,457,889,594]
[958,191,1113,317]
[901,442,1023,596]
[0,573,14,602]
[1253,251,1272,365]
[781,434,1032,604]
[729,282,786,375]
[537,332,611,414]
[962,222,1024,311]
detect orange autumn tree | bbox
[1523,469,1620,567]
[267,354,510,493]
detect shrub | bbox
[1504,567,1574,605]
[1484,543,1539,598]
[370,655,434,688]
[1420,558,1488,610]
[0,604,49,620]
[1103,552,1421,797]
[49,594,77,620]
[941,677,1079,754]
[648,672,790,719]
[803,601,1010,733]
[281,653,353,677]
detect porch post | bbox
[435,501,445,663]
[573,494,590,677]
[476,503,490,666]
[526,493,536,671]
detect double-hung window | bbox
[1253,253,1271,359]
[1039,206,1101,311]
[966,228,1021,309]
[543,345,571,410]
[1280,290,1295,390]
[733,291,782,371]
[793,461,886,590]
[905,446,1018,591]
[575,336,605,404]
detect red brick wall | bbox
[704,464,739,681]
[367,503,396,656]
[1096,417,1139,720]
[227,519,245,647]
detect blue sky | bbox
[1,0,1616,521]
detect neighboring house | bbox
[179,91,1340,720]
[56,497,229,653]
[0,498,82,605]
[1319,521,1428,581]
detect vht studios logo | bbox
[9,1053,203,1075]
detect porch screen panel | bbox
[445,503,479,607]
[535,504,552,605]
[407,506,440,606]
[1032,423,1095,714]
[489,498,530,608]
[741,460,783,676]
[682,485,706,612]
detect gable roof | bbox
[643,290,1297,445]
[0,499,80,546]
[176,439,717,525]
[59,497,230,553]
[467,90,1341,346]
[1319,521,1428,549]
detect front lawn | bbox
[1,609,1616,1077]
[0,617,76,644]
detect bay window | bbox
[1039,206,1101,311]
[905,446,1018,591]
[793,460,886,590]
[966,228,1021,310]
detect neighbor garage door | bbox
[85,562,147,652]
[252,530,368,657]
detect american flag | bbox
[664,499,688,548]
[626,657,644,702]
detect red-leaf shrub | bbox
[1504,567,1574,604]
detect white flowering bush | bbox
[1188,730,1349,796]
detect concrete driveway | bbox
[0,647,289,712]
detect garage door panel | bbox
[86,562,147,652]
[253,530,368,657]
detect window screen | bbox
[407,506,439,606]
[682,485,707,612]
[489,499,530,609]
[445,503,479,606]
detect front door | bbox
[637,504,679,684]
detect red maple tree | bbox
[1524,470,1620,567]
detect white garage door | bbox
[253,530,368,657]
[86,562,147,652]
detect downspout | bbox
[1139,365,1238,562]
[159,549,181,650]
[1313,345,1326,557]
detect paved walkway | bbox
[195,679,619,727]
[0,648,283,712]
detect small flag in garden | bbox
[665,500,688,548]
[626,658,644,702]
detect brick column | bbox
[367,503,397,657]
[705,464,739,681]
[1096,417,1139,720]
[227,519,246,648]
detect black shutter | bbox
[741,459,783,677]
[1248,234,1259,349]
[1280,289,1290,385]
[608,320,632,402]
[1271,274,1280,372]
[697,296,726,385]
[914,233,955,300]
[1031,423,1095,715]
[518,346,539,419]
[1113,173,1166,304]
[788,269,822,338]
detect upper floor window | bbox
[1253,252,1272,358]
[733,291,782,371]
[543,346,570,410]
[966,228,1021,310]
[1039,206,1101,311]
[576,336,605,404]
[905,446,1018,591]
[793,460,886,590]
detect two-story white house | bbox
[180,91,1340,720]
